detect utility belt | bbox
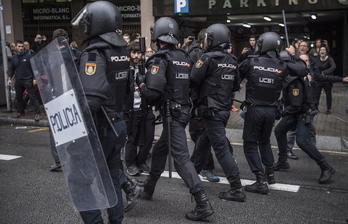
[241,100,283,120]
[106,112,124,123]
[95,111,123,138]
[284,109,318,129]
[301,109,318,124]
[194,105,218,118]
[105,105,123,113]
[131,106,152,113]
[161,102,190,118]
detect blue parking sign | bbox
[174,0,189,13]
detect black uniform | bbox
[187,44,217,173]
[139,45,205,195]
[286,57,343,151]
[274,62,338,183]
[78,37,131,224]
[239,54,306,174]
[191,50,242,189]
[275,75,322,162]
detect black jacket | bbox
[8,51,34,80]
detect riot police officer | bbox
[136,17,214,221]
[73,1,142,223]
[274,52,348,184]
[239,32,307,194]
[190,24,246,202]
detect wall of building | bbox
[140,0,154,47]
[3,0,23,44]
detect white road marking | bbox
[0,154,22,161]
[160,171,300,193]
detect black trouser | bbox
[189,117,215,170]
[125,109,155,167]
[194,110,241,188]
[149,106,204,194]
[286,121,316,151]
[14,79,41,115]
[315,82,333,110]
[49,128,59,163]
[80,112,127,224]
[243,106,276,173]
[275,114,324,162]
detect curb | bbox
[0,117,49,127]
[2,117,346,153]
[154,125,348,153]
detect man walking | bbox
[8,40,41,121]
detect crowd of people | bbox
[4,1,347,223]
[6,32,81,122]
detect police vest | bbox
[245,56,287,107]
[165,49,191,105]
[104,46,130,108]
[146,48,191,105]
[81,41,130,111]
[199,51,238,110]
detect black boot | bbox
[317,159,335,184]
[219,181,246,202]
[218,188,246,202]
[185,191,214,221]
[274,156,290,171]
[287,150,299,160]
[265,166,276,185]
[122,178,144,213]
[141,176,157,200]
[244,172,269,194]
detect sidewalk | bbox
[1,83,348,152]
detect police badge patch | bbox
[85,63,96,75]
[195,60,203,68]
[151,65,159,75]
[292,89,299,96]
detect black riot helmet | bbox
[72,1,126,46]
[151,17,180,45]
[204,23,231,50]
[257,32,281,55]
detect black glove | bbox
[136,72,146,87]
[86,96,103,112]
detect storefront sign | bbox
[116,4,141,21]
[23,3,71,24]
[154,0,348,16]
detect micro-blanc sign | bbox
[45,89,87,146]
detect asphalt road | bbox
[1,124,348,224]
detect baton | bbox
[165,100,173,178]
[138,37,147,146]
[101,105,119,138]
[282,10,290,48]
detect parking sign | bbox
[174,0,189,13]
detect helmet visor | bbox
[71,5,89,26]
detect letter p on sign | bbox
[174,0,189,13]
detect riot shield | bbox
[30,36,117,212]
